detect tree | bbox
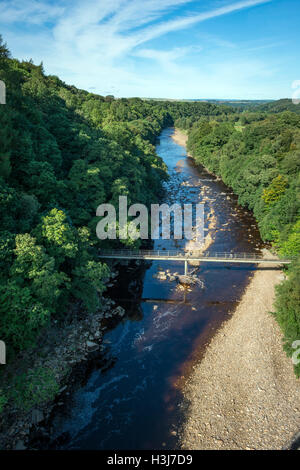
[262,175,288,206]
[11,233,68,310]
[35,209,78,263]
[0,35,10,59]
[279,220,300,257]
[273,258,300,377]
[71,261,109,312]
[0,281,50,352]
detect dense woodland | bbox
[0,38,238,411]
[0,36,299,414]
[177,107,300,376]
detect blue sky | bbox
[0,0,299,99]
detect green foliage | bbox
[0,230,15,275]
[0,35,10,59]
[36,209,78,261]
[262,175,288,206]
[273,259,300,377]
[0,390,7,414]
[9,367,59,411]
[0,39,179,360]
[0,281,50,352]
[0,110,12,178]
[279,220,300,257]
[72,261,109,312]
[12,233,68,308]
[255,99,300,115]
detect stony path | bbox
[180,260,300,450]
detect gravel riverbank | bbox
[171,127,300,450]
[171,128,188,147]
[180,257,300,450]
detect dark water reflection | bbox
[51,128,264,450]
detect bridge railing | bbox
[99,249,277,260]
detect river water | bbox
[49,128,264,450]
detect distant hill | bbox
[142,98,300,114]
[254,98,300,114]
[142,98,274,109]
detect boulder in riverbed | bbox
[112,306,125,317]
[31,409,44,425]
[86,340,99,351]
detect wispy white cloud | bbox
[135,46,202,62]
[1,0,272,59]
[244,40,288,52]
[0,0,278,98]
[131,0,272,46]
[0,0,64,24]
[48,0,272,73]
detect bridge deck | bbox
[99,250,292,265]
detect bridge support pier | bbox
[184,260,188,276]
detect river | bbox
[46,128,264,450]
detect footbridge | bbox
[99,250,292,275]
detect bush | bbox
[0,390,7,414]
[9,367,59,411]
[273,259,300,377]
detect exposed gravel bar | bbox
[180,256,300,450]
